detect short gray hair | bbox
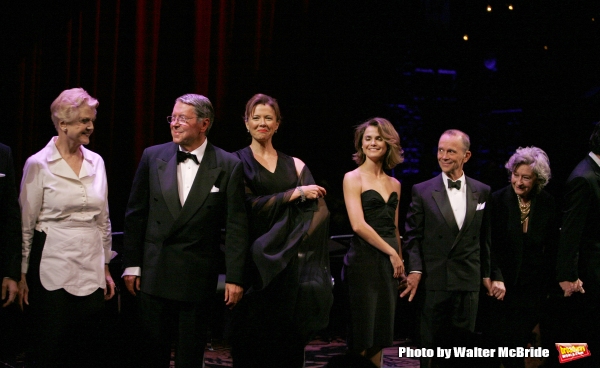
[50,88,98,131]
[505,146,551,193]
[442,129,470,151]
[176,94,215,133]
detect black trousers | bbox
[137,277,217,368]
[420,290,479,348]
[419,290,479,368]
[26,230,108,368]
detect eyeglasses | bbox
[167,116,197,125]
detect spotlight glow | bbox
[463,34,469,41]
[508,5,514,10]
[487,5,492,12]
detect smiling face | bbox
[61,104,96,146]
[511,163,537,199]
[245,104,280,143]
[437,133,471,180]
[362,125,388,162]
[170,101,209,151]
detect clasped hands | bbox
[559,279,584,297]
[483,278,505,300]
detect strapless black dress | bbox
[343,189,399,352]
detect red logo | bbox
[555,343,591,363]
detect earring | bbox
[62,129,67,132]
[275,130,278,133]
[247,129,249,133]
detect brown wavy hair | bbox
[352,117,404,170]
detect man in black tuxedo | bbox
[123,94,248,367]
[555,121,600,367]
[0,143,22,363]
[401,130,498,366]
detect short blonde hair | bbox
[50,88,98,131]
[352,117,404,170]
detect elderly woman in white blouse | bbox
[17,88,115,368]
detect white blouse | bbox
[20,137,112,296]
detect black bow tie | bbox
[447,179,461,190]
[177,151,199,165]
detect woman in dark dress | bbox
[487,146,558,368]
[231,94,333,368]
[342,118,404,368]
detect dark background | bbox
[1,0,599,234]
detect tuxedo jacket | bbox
[490,185,558,289]
[123,141,248,303]
[0,143,21,281]
[557,155,600,296]
[403,174,491,292]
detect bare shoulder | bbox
[292,157,305,177]
[389,176,401,191]
[343,169,363,190]
[343,168,361,182]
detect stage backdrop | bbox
[1,1,599,232]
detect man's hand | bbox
[124,275,141,296]
[400,273,421,302]
[1,278,18,307]
[17,273,28,311]
[488,280,506,300]
[559,279,584,297]
[224,283,243,309]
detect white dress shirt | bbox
[122,140,208,278]
[442,172,467,229]
[20,137,112,296]
[178,139,207,205]
[589,151,600,168]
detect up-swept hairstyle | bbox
[441,129,471,151]
[176,94,215,133]
[352,117,404,170]
[50,88,98,131]
[243,93,282,123]
[590,121,600,154]
[505,146,552,194]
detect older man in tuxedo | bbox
[555,121,600,367]
[401,129,499,365]
[122,94,248,368]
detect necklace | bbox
[517,196,531,224]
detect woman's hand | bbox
[299,185,327,200]
[17,273,29,311]
[389,253,404,278]
[104,265,116,301]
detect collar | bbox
[442,172,465,186]
[589,152,600,168]
[46,137,93,164]
[179,139,208,157]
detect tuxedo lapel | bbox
[169,143,221,235]
[432,175,460,235]
[453,177,479,248]
[157,146,181,220]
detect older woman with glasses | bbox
[18,88,115,368]
[485,146,558,368]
